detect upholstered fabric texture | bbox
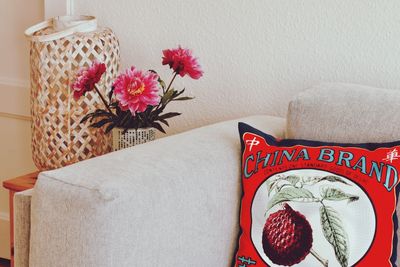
[287,83,400,143]
[14,189,33,267]
[28,115,286,267]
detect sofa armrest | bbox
[30,115,285,267]
[14,189,33,267]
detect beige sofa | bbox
[14,83,400,266]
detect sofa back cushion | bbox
[287,83,400,143]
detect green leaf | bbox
[90,118,113,128]
[152,122,166,133]
[80,113,94,123]
[172,96,194,101]
[158,79,166,90]
[300,176,321,186]
[105,123,115,134]
[285,175,300,186]
[266,187,319,211]
[159,112,181,120]
[161,89,175,104]
[321,176,350,185]
[321,187,359,203]
[158,118,169,126]
[266,175,300,196]
[320,205,349,267]
[109,102,118,108]
[301,175,350,187]
[266,180,278,196]
[174,88,185,97]
[148,69,158,74]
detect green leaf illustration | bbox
[321,187,359,203]
[266,180,278,196]
[284,175,301,186]
[320,205,349,267]
[301,175,350,186]
[267,175,301,196]
[266,187,319,211]
[321,176,350,185]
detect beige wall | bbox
[0,0,44,259]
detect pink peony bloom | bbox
[162,46,203,79]
[113,67,160,115]
[72,61,106,100]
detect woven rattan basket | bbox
[26,16,120,170]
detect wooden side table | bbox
[2,172,38,267]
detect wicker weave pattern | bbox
[30,27,120,170]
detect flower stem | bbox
[310,248,328,267]
[94,84,115,116]
[166,72,178,92]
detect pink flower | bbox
[113,67,160,115]
[162,46,203,79]
[72,62,106,100]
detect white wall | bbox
[0,0,43,258]
[73,0,400,134]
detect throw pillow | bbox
[234,122,400,267]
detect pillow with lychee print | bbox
[234,122,400,267]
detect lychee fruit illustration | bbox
[262,203,313,266]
